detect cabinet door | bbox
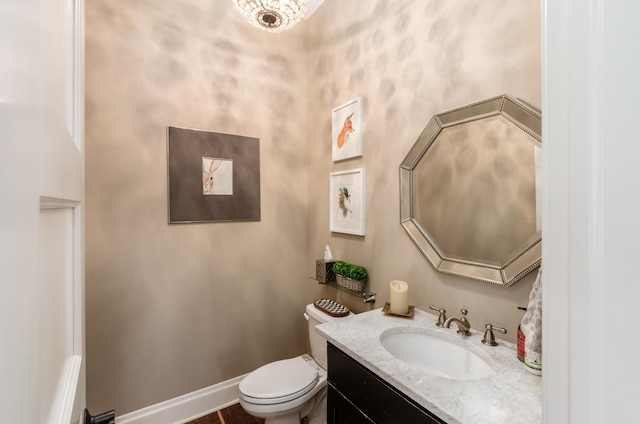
[328,383,375,424]
[328,343,446,424]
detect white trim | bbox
[50,356,82,424]
[544,0,640,422]
[38,197,84,424]
[541,0,569,420]
[73,0,85,151]
[40,197,80,210]
[116,375,247,424]
[72,2,87,421]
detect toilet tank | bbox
[305,303,352,369]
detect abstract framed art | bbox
[332,97,363,162]
[329,168,365,236]
[167,126,260,223]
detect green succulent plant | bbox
[332,261,368,282]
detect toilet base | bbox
[241,386,327,424]
[301,386,326,424]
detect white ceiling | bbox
[304,0,326,19]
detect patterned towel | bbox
[520,268,542,374]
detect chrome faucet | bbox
[444,309,471,336]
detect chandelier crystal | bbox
[233,0,308,33]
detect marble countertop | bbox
[316,307,541,424]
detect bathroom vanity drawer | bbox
[327,343,445,424]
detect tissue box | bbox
[315,259,336,283]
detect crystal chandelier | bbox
[232,0,308,33]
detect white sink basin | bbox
[380,328,492,380]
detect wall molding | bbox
[51,355,82,424]
[116,375,247,424]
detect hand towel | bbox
[520,268,542,375]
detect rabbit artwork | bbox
[203,158,223,195]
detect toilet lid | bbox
[239,356,319,405]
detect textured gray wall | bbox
[85,0,309,415]
[86,0,541,416]
[306,0,541,341]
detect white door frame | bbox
[39,0,86,421]
[51,1,86,422]
[543,0,640,422]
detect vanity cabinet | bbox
[327,343,446,424]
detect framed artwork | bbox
[330,168,365,235]
[332,97,363,162]
[167,126,260,223]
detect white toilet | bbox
[239,303,351,424]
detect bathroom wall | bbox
[85,0,541,416]
[306,0,541,338]
[85,0,309,415]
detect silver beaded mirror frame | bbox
[400,95,542,287]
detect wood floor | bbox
[186,403,265,424]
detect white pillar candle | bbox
[389,280,409,314]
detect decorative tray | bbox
[314,298,350,317]
[382,302,415,318]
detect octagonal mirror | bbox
[400,95,541,287]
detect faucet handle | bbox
[429,305,447,327]
[459,309,470,325]
[482,324,507,346]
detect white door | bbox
[544,1,640,422]
[0,0,85,423]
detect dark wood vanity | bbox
[327,342,446,424]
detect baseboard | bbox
[116,374,247,424]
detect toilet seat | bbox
[240,355,320,405]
